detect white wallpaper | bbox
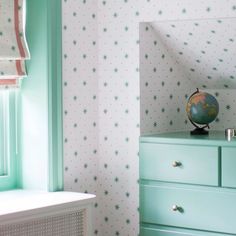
[140,21,236,135]
[140,22,192,134]
[63,0,98,195]
[151,19,236,89]
[62,1,236,236]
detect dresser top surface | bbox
[140,131,236,146]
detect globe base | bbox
[190,127,209,135]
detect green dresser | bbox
[140,131,236,236]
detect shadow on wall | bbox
[140,18,236,135]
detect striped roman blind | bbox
[0,0,30,89]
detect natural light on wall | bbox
[0,0,30,89]
[0,92,13,176]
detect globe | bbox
[186,89,219,135]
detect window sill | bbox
[0,190,96,225]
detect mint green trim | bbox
[47,0,64,192]
[141,224,231,236]
[16,90,22,189]
[140,131,236,146]
[18,0,63,191]
[20,0,50,190]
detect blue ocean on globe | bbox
[186,91,219,125]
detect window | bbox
[0,0,29,190]
[0,90,18,190]
[0,0,63,192]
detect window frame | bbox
[47,0,63,191]
[0,91,19,191]
[0,0,63,192]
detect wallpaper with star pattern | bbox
[62,1,236,235]
[140,21,236,135]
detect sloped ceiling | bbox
[151,18,236,89]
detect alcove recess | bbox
[140,18,236,135]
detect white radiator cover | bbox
[0,210,85,236]
[0,190,95,236]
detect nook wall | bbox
[62,1,236,235]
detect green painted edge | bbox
[140,131,236,147]
[16,89,22,189]
[47,0,64,192]
[140,224,231,236]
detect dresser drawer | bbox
[141,227,176,236]
[222,147,236,188]
[140,143,219,186]
[140,225,230,236]
[140,184,236,234]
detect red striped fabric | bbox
[16,60,24,76]
[0,0,29,89]
[14,0,26,58]
[0,79,17,85]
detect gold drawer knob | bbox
[172,205,184,213]
[172,161,182,167]
[172,205,179,211]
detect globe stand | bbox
[190,127,209,135]
[189,118,209,135]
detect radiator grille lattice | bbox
[0,210,86,236]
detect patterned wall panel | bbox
[140,22,192,134]
[62,1,236,235]
[151,19,236,89]
[140,21,236,135]
[62,0,99,195]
